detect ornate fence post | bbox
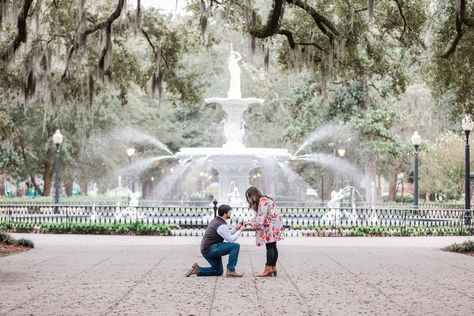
[213,199,218,218]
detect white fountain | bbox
[176,46,292,203]
[320,186,377,224]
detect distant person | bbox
[185,204,246,277]
[245,186,284,277]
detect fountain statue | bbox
[227,181,244,206]
[321,186,376,223]
[227,47,242,99]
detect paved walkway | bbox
[1,234,474,316]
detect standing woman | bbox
[245,186,284,277]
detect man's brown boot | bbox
[226,268,243,277]
[258,265,274,277]
[272,265,277,276]
[185,263,200,277]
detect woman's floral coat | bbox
[251,196,284,246]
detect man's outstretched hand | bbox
[236,222,247,231]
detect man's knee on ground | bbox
[231,243,240,249]
[216,268,224,276]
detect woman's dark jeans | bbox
[265,242,278,266]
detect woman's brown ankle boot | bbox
[272,266,277,276]
[258,265,274,277]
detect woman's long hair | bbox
[245,186,272,211]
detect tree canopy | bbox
[0,0,473,201]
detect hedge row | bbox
[0,222,176,236]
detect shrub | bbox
[0,230,15,244]
[14,222,35,233]
[0,230,34,248]
[445,240,474,253]
[36,222,174,235]
[15,238,34,248]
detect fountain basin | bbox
[176,147,292,203]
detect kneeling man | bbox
[185,204,246,277]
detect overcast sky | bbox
[139,0,189,15]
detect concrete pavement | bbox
[1,234,473,315]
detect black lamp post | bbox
[410,131,421,209]
[52,130,64,214]
[462,115,473,226]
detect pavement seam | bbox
[9,255,59,274]
[248,254,264,316]
[278,261,314,316]
[103,252,171,316]
[318,249,416,316]
[5,248,127,314]
[416,251,474,273]
[365,249,474,300]
[208,277,218,316]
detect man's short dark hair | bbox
[218,204,232,216]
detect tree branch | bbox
[458,0,474,27]
[61,0,125,79]
[278,29,295,49]
[286,0,339,39]
[393,0,407,41]
[442,3,464,58]
[83,0,125,36]
[278,29,327,52]
[0,0,34,63]
[249,0,283,38]
[140,27,169,70]
[141,28,158,58]
[441,0,474,58]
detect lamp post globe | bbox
[53,129,63,145]
[52,130,63,214]
[126,147,136,162]
[337,147,346,158]
[462,115,473,226]
[410,131,421,209]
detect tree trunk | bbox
[30,174,41,195]
[98,183,106,194]
[142,180,151,200]
[0,177,5,196]
[388,171,398,201]
[43,146,54,196]
[364,156,377,204]
[376,175,382,200]
[79,180,88,196]
[64,178,73,197]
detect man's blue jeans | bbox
[198,242,240,276]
